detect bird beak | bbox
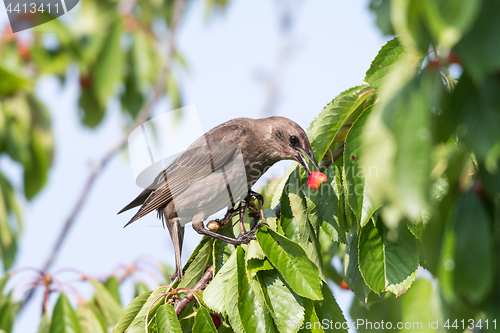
[294,148,320,176]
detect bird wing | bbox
[121,125,246,227]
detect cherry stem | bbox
[145,290,174,332]
[11,267,44,277]
[175,287,202,308]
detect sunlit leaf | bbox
[204,249,237,315]
[50,294,82,333]
[358,217,419,295]
[192,306,218,333]
[307,84,374,163]
[421,0,481,50]
[89,279,122,328]
[256,227,322,300]
[343,106,379,227]
[155,304,182,333]
[257,270,304,333]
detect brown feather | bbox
[120,121,246,227]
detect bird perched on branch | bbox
[118,116,318,279]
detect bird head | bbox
[264,117,319,176]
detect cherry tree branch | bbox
[174,266,214,316]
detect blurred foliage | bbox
[0,0,499,332]
[0,0,221,270]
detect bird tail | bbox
[122,212,143,228]
[118,188,153,215]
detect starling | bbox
[118,116,318,279]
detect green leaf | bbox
[421,0,481,50]
[343,106,379,227]
[246,239,274,280]
[349,291,400,333]
[104,276,122,306]
[391,0,433,53]
[362,70,443,222]
[286,170,311,243]
[299,298,324,333]
[439,191,494,304]
[256,227,322,300]
[78,88,105,128]
[0,293,19,333]
[369,0,395,35]
[343,228,372,304]
[358,217,419,295]
[0,67,30,95]
[307,84,374,163]
[77,304,105,333]
[113,290,152,333]
[323,165,347,244]
[258,270,304,333]
[271,166,295,209]
[193,307,218,333]
[38,313,51,333]
[279,170,305,245]
[314,284,347,333]
[283,170,325,280]
[399,279,438,333]
[89,279,122,328]
[245,239,266,261]
[350,279,438,333]
[92,18,124,110]
[24,95,54,199]
[365,38,422,91]
[155,304,182,333]
[50,293,82,333]
[455,1,500,81]
[247,258,274,280]
[130,30,157,89]
[179,238,213,289]
[121,69,144,119]
[449,73,500,163]
[167,72,182,110]
[235,246,275,333]
[116,286,170,332]
[204,249,237,315]
[225,264,244,333]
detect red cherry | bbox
[17,44,30,62]
[427,58,441,71]
[448,50,461,65]
[307,171,327,191]
[339,280,350,290]
[471,180,485,199]
[79,75,92,89]
[209,313,221,329]
[2,25,15,42]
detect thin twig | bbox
[174,266,214,316]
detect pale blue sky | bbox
[1,1,390,331]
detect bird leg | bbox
[238,200,247,234]
[192,219,268,245]
[246,190,265,225]
[165,217,184,280]
[216,205,238,228]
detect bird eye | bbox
[290,135,299,146]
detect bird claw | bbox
[236,222,268,244]
[235,232,256,244]
[247,190,264,205]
